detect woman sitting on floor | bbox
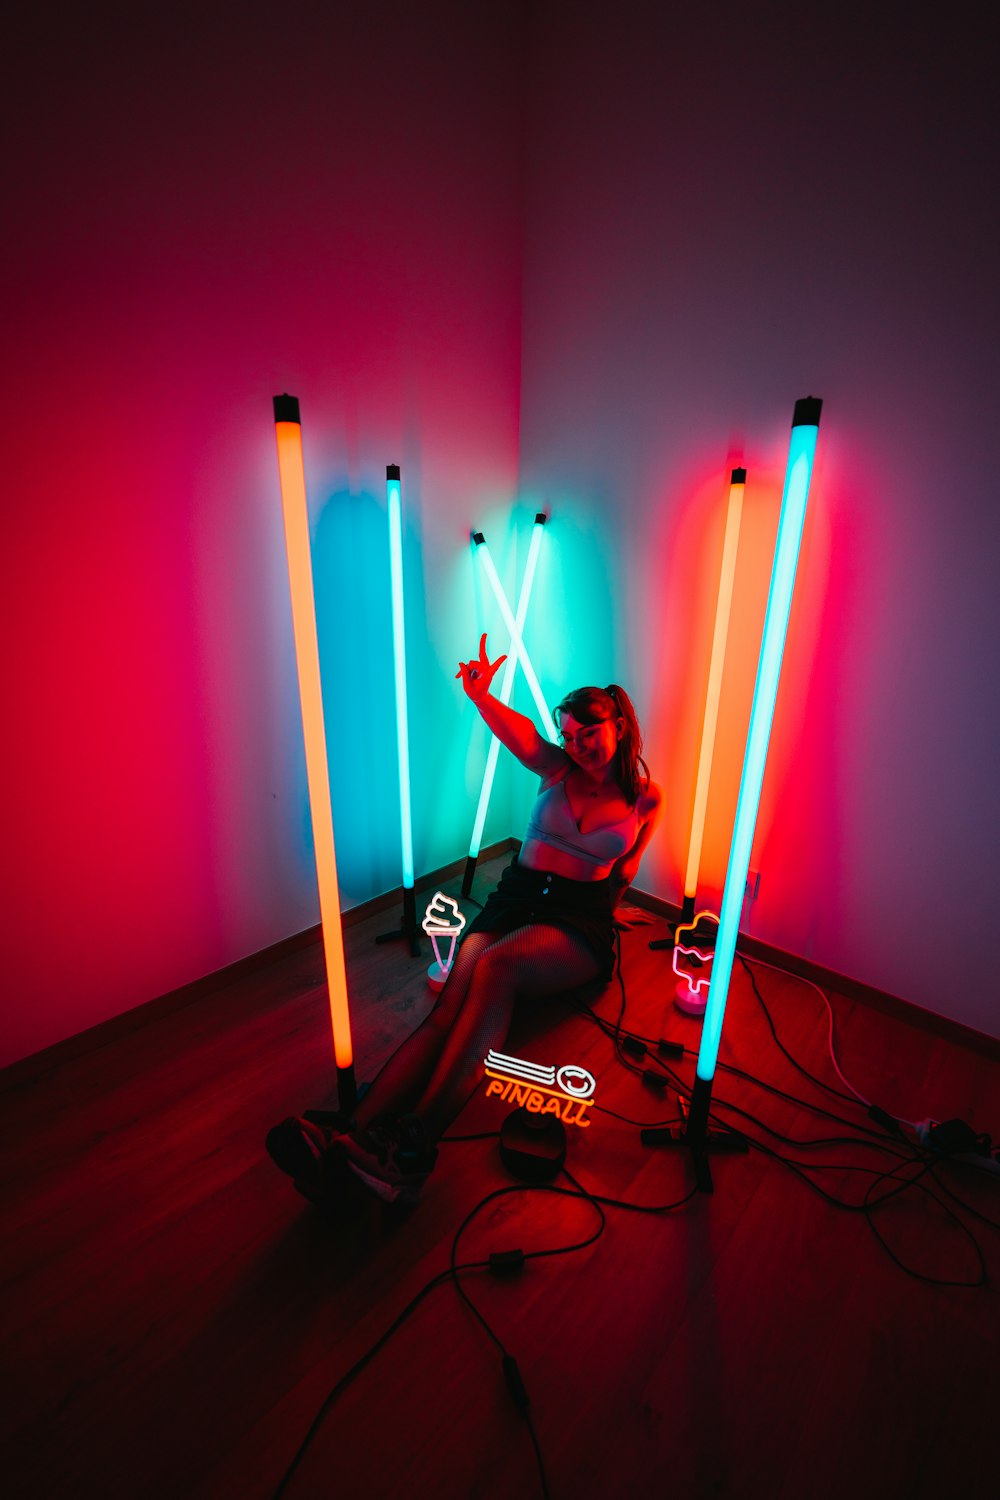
[269,635,662,1204]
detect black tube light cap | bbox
[534,512,547,525]
[792,396,823,427]
[273,393,300,423]
[730,467,747,485]
[387,463,401,481]
[472,531,485,546]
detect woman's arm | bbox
[609,782,664,907]
[457,634,567,777]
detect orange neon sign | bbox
[483,1049,596,1127]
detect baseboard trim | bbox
[6,846,996,1088]
[0,839,520,1089]
[628,888,1000,1062]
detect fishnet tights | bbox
[353,924,601,1141]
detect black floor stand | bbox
[648,894,696,952]
[642,1074,748,1193]
[375,886,422,957]
[460,855,478,898]
[303,1064,362,1127]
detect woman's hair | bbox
[553,683,650,804]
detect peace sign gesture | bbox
[455,633,507,701]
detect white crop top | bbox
[523,774,641,869]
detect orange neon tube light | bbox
[681,467,746,921]
[273,394,355,1104]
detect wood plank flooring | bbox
[2,852,998,1500]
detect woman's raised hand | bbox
[456,633,507,701]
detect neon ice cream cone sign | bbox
[422,891,466,989]
[673,910,720,1016]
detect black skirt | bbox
[463,856,617,981]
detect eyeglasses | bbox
[558,719,612,748]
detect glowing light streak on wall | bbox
[386,464,414,890]
[468,515,550,863]
[474,531,558,743]
[682,469,746,921]
[696,399,822,1089]
[273,395,355,1099]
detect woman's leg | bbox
[352,931,499,1130]
[412,923,600,1141]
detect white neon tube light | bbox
[386,464,414,890]
[469,515,552,861]
[474,533,558,743]
[696,398,822,1087]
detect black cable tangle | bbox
[698,1101,991,1287]
[272,926,994,1494]
[269,1264,482,1500]
[560,1163,701,1216]
[596,943,995,1285]
[706,1090,915,1158]
[923,1160,1000,1232]
[271,1177,610,1500]
[860,1156,988,1287]
[448,1181,608,1500]
[573,991,917,1144]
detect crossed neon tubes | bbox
[462,514,557,894]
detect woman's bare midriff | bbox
[518,836,613,882]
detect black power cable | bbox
[736,952,860,1106]
[591,940,997,1286]
[273,926,996,1495]
[448,1180,607,1499]
[269,1176,609,1500]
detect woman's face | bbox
[557,711,624,774]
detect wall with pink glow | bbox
[0,1,528,1067]
[517,2,999,1037]
[4,2,997,1071]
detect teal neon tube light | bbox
[469,515,551,861]
[475,535,559,744]
[386,464,414,890]
[695,398,822,1087]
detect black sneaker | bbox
[340,1114,438,1204]
[265,1115,347,1203]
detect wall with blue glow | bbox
[0,0,527,1067]
[517,1,998,1038]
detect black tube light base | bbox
[376,886,422,957]
[641,1075,748,1193]
[301,1077,369,1135]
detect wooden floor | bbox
[2,851,998,1500]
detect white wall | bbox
[4,0,996,1069]
[516,0,999,1036]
